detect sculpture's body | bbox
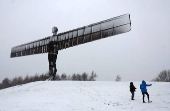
[48,41,58,80]
[10,14,131,80]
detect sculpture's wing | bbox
[10,37,51,58]
[56,14,131,50]
[10,14,131,58]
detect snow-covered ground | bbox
[0,81,170,111]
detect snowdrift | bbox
[0,81,170,111]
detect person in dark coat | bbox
[140,80,152,103]
[130,82,136,100]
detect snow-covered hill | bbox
[0,81,170,111]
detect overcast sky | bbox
[0,0,170,82]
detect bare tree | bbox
[167,70,170,82]
[82,72,88,81]
[2,78,11,88]
[17,76,23,85]
[55,74,61,80]
[23,75,30,84]
[66,75,71,80]
[0,83,3,89]
[61,73,67,80]
[33,74,39,81]
[76,74,82,81]
[152,70,170,82]
[72,74,77,81]
[89,71,98,81]
[11,77,18,86]
[116,75,121,82]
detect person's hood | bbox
[130,82,134,87]
[142,80,146,85]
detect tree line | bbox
[0,71,98,90]
[56,71,97,81]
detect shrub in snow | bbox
[116,75,121,82]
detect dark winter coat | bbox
[130,82,136,92]
[140,80,152,92]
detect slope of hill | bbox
[0,81,170,111]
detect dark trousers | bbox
[142,92,149,102]
[131,91,134,100]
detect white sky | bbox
[0,0,170,82]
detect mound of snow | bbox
[0,81,170,111]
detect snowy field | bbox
[0,81,170,111]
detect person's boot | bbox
[143,101,146,103]
[131,97,134,100]
[148,100,152,103]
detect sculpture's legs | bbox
[48,53,57,80]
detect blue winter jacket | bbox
[140,80,152,92]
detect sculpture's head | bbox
[52,27,58,35]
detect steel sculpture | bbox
[10,14,131,80]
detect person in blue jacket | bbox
[140,80,152,103]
